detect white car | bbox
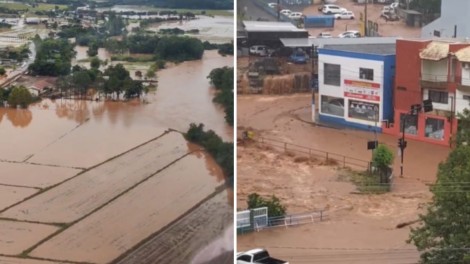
[338,30,361,38]
[288,12,303,20]
[267,2,278,8]
[334,10,355,19]
[280,9,292,16]
[322,4,346,15]
[249,45,269,56]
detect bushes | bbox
[7,86,33,108]
[155,36,204,62]
[185,123,233,187]
[203,41,233,56]
[208,67,233,124]
[247,193,286,217]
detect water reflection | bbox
[0,108,33,128]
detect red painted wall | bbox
[394,39,431,112]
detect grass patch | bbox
[110,54,155,62]
[0,3,67,12]
[349,171,391,194]
[157,8,232,16]
[0,3,28,11]
[32,4,67,12]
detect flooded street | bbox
[237,93,450,264]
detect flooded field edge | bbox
[110,185,230,264]
[28,152,225,263]
[0,130,173,217]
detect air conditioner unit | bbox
[464,63,470,69]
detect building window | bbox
[400,113,418,135]
[348,100,379,121]
[428,90,448,104]
[324,63,340,86]
[425,118,445,140]
[463,95,470,101]
[321,95,344,117]
[359,68,374,81]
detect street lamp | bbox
[399,99,433,177]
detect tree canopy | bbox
[29,38,74,76]
[208,67,233,125]
[7,86,33,108]
[409,111,470,263]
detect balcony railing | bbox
[420,73,449,90]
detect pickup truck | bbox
[237,249,289,264]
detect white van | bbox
[249,45,269,56]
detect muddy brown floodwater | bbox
[237,94,451,264]
[0,50,233,263]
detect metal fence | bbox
[257,136,371,171]
[238,208,328,234]
[265,211,328,230]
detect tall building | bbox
[422,0,470,38]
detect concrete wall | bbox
[421,0,470,38]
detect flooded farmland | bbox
[0,48,233,263]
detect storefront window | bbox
[321,95,344,117]
[348,100,379,121]
[425,118,445,140]
[400,113,418,135]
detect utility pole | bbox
[364,0,368,37]
[277,0,280,21]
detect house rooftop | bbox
[322,43,396,55]
[243,21,306,32]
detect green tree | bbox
[372,144,394,170]
[247,193,286,217]
[90,57,101,69]
[409,145,470,263]
[8,86,33,108]
[456,108,470,146]
[0,66,6,76]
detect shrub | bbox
[247,193,286,217]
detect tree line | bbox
[207,67,233,125]
[185,123,233,187]
[56,62,145,100]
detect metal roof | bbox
[419,41,450,61]
[280,37,399,48]
[322,44,396,55]
[455,46,470,62]
[243,21,306,32]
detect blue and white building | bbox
[316,43,396,132]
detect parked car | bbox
[289,51,309,64]
[381,10,399,21]
[280,9,292,16]
[288,12,303,20]
[249,45,269,56]
[334,10,355,19]
[237,249,289,264]
[322,98,344,116]
[338,30,361,38]
[322,4,346,15]
[267,2,278,8]
[318,32,333,38]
